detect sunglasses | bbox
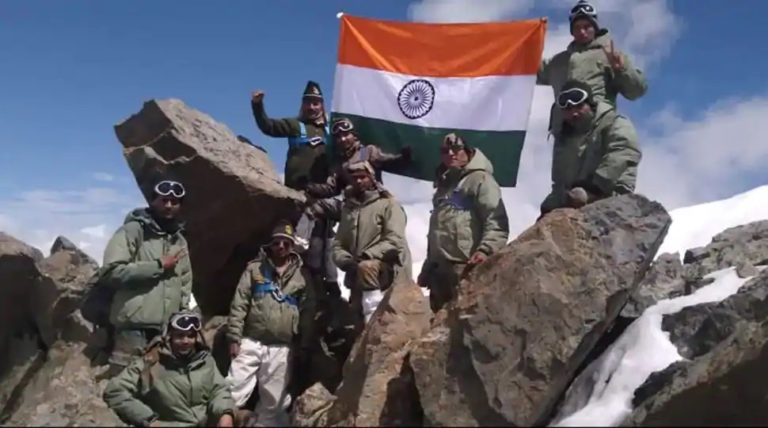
[332,120,354,135]
[169,314,201,332]
[557,88,590,109]
[154,180,186,198]
[570,3,595,18]
[270,239,293,248]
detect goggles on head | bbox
[169,313,201,332]
[332,119,355,135]
[557,87,590,109]
[154,180,186,199]
[569,2,596,19]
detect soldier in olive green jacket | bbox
[249,80,330,191]
[538,0,647,136]
[104,311,235,427]
[333,161,412,328]
[540,80,642,216]
[418,134,509,312]
[101,176,193,373]
[226,221,314,427]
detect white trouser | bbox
[362,289,384,323]
[226,338,291,427]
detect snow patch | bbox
[553,266,762,427]
[657,185,768,260]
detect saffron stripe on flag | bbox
[338,15,546,77]
[332,64,536,131]
[335,114,526,187]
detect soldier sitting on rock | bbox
[99,173,194,377]
[103,310,236,427]
[332,161,412,332]
[225,221,315,427]
[539,80,642,217]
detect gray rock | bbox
[627,269,768,426]
[410,194,671,426]
[621,253,685,318]
[683,220,768,272]
[299,282,430,427]
[114,99,305,315]
[3,342,124,426]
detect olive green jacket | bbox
[540,101,642,213]
[102,209,192,330]
[104,341,234,427]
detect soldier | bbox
[538,0,647,136]
[103,311,235,427]
[332,161,412,330]
[99,174,193,377]
[226,221,314,427]
[305,117,411,199]
[418,133,509,312]
[539,80,642,216]
[249,81,338,296]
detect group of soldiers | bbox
[95,1,646,426]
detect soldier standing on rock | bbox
[332,161,412,332]
[248,81,339,300]
[418,133,510,312]
[99,174,194,377]
[103,311,236,427]
[539,80,642,217]
[537,0,647,138]
[225,221,315,427]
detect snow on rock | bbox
[656,185,768,260]
[552,266,762,427]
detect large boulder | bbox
[294,281,431,427]
[2,342,124,426]
[627,268,768,426]
[114,99,304,315]
[410,194,671,426]
[621,253,685,318]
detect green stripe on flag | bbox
[332,114,526,187]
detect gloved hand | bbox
[566,187,590,208]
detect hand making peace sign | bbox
[603,40,625,72]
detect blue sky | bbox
[2,0,768,261]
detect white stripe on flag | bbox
[332,64,535,132]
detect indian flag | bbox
[331,15,546,187]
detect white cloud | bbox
[408,0,535,23]
[81,224,107,239]
[92,172,115,182]
[0,186,144,262]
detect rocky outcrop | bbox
[293,281,431,427]
[3,342,123,426]
[0,232,60,419]
[682,220,768,272]
[114,98,304,315]
[621,253,685,318]
[627,268,768,426]
[0,234,114,425]
[409,194,671,426]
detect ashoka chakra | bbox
[397,79,435,119]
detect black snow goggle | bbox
[332,119,354,135]
[557,88,590,109]
[169,314,201,332]
[154,180,186,198]
[570,2,596,18]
